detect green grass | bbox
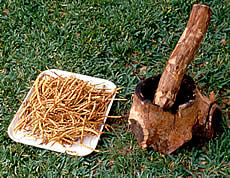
[0,0,229,177]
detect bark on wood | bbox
[129,75,222,154]
[154,4,212,109]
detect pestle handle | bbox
[154,4,212,109]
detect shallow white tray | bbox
[8,69,116,156]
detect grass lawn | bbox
[0,0,229,177]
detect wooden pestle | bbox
[154,4,212,109]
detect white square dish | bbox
[8,69,116,156]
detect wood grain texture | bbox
[129,75,222,154]
[154,4,212,109]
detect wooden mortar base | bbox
[128,75,222,154]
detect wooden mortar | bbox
[128,4,222,154]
